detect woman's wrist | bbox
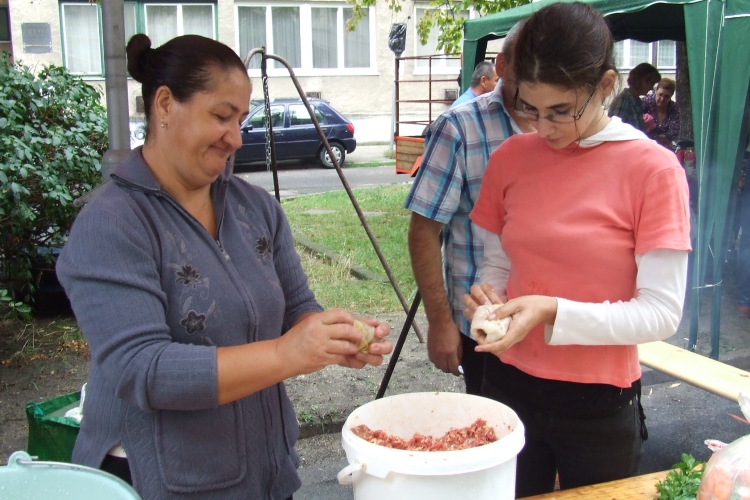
[545,296,559,325]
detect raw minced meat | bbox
[350,418,498,451]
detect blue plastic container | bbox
[0,451,141,499]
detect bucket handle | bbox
[337,459,365,485]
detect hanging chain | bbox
[261,50,273,173]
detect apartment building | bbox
[3,1,676,120]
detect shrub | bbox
[0,54,107,315]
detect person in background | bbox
[451,60,499,108]
[56,34,392,500]
[405,22,533,395]
[736,135,750,317]
[608,62,661,131]
[464,3,690,497]
[642,77,681,148]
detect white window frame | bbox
[412,5,473,76]
[235,2,378,77]
[615,39,676,72]
[654,40,677,71]
[60,2,104,76]
[59,2,215,77]
[143,3,216,41]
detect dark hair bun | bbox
[126,34,152,83]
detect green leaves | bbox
[655,453,705,500]
[0,53,107,317]
[346,0,532,54]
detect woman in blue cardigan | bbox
[57,34,392,500]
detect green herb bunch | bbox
[656,453,706,500]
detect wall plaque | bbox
[22,23,52,53]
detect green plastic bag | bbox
[25,391,81,462]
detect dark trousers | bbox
[460,334,488,395]
[101,455,132,485]
[481,358,644,498]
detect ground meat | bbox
[350,418,498,451]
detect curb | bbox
[299,420,346,440]
[293,234,388,282]
[296,348,750,441]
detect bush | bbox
[0,54,107,316]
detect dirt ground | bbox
[1,286,749,466]
[0,311,463,464]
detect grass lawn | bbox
[282,184,415,314]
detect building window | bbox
[343,8,369,68]
[311,8,336,69]
[236,3,375,75]
[145,4,215,48]
[237,6,264,68]
[656,40,677,69]
[271,6,300,69]
[60,1,216,76]
[124,3,137,43]
[61,3,102,74]
[414,7,466,73]
[613,39,676,72]
[0,6,10,42]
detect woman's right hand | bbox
[462,283,504,321]
[278,309,391,374]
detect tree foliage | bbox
[347,0,532,55]
[0,54,107,314]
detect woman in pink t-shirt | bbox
[464,3,691,497]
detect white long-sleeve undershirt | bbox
[480,232,688,346]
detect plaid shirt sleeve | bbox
[609,90,645,131]
[404,114,466,224]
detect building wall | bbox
[4,1,678,127]
[6,0,462,122]
[7,0,61,67]
[0,0,11,56]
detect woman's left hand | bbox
[339,318,393,369]
[475,295,557,356]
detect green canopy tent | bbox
[462,0,750,359]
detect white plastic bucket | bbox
[337,392,525,500]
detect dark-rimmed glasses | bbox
[512,87,597,124]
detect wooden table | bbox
[638,341,750,402]
[520,470,668,499]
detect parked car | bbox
[234,98,356,170]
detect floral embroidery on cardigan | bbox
[180,310,206,334]
[255,235,272,259]
[175,264,201,289]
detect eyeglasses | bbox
[512,87,597,124]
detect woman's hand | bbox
[218,310,391,405]
[340,317,393,369]
[279,310,392,374]
[463,283,504,321]
[474,295,557,356]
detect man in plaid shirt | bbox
[404,23,532,394]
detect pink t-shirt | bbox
[470,133,691,388]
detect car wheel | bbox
[319,143,345,169]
